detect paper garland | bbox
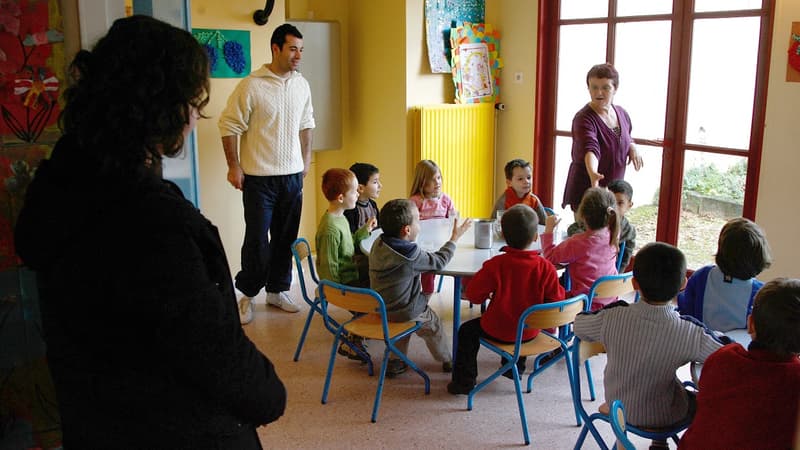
[450,22,502,104]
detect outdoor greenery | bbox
[682,160,747,201]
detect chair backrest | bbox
[319,279,386,316]
[291,238,319,303]
[587,272,635,309]
[521,294,588,333]
[609,400,636,450]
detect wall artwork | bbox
[424,0,484,73]
[450,22,502,104]
[787,22,800,82]
[192,28,251,78]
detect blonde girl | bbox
[541,187,620,310]
[409,160,457,219]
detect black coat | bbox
[14,135,285,449]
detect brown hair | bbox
[379,199,416,238]
[501,204,538,249]
[577,187,619,248]
[752,278,800,356]
[586,63,619,89]
[321,168,355,201]
[409,160,441,198]
[715,217,772,280]
[504,159,532,180]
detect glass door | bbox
[536,0,773,269]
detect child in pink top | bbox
[409,160,457,293]
[541,187,619,310]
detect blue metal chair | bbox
[290,238,373,373]
[609,400,636,450]
[616,241,626,272]
[318,280,430,423]
[463,294,588,445]
[572,338,693,450]
[578,272,636,401]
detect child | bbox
[574,243,730,448]
[315,168,377,361]
[542,187,619,310]
[344,162,381,234]
[678,278,800,450]
[447,204,566,395]
[491,159,548,225]
[369,199,471,377]
[409,160,457,294]
[567,179,637,271]
[678,217,772,333]
[344,162,381,282]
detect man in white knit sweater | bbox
[219,23,315,325]
[575,242,730,449]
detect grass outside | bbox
[626,204,728,270]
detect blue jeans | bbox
[235,173,303,297]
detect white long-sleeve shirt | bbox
[218,65,315,176]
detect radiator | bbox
[412,103,495,219]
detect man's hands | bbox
[227,165,244,190]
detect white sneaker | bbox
[266,291,300,313]
[238,296,254,325]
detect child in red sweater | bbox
[679,277,800,450]
[447,204,566,394]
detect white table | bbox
[361,218,549,360]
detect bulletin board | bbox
[450,22,502,104]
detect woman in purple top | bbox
[562,64,643,211]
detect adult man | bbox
[219,23,315,324]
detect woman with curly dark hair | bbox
[15,15,285,449]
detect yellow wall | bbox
[192,0,798,278]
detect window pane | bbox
[614,21,671,140]
[556,24,607,131]
[560,0,608,20]
[617,0,672,17]
[678,151,746,269]
[686,17,759,149]
[620,144,662,252]
[694,0,762,13]
[553,136,574,217]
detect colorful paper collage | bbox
[450,22,502,104]
[424,0,485,73]
[192,28,251,78]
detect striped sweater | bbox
[574,300,729,428]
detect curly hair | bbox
[60,15,210,178]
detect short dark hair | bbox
[271,23,303,50]
[60,15,209,178]
[633,242,686,303]
[379,199,415,238]
[586,63,620,89]
[321,168,355,201]
[501,204,538,249]
[751,278,800,356]
[504,159,531,180]
[715,217,772,280]
[349,162,379,185]
[607,179,633,201]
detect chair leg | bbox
[321,333,342,405]
[468,359,515,411]
[293,307,317,361]
[370,350,391,423]
[512,368,531,445]
[436,275,444,293]
[585,360,596,401]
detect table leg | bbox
[452,275,461,362]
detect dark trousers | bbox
[235,173,303,297]
[451,317,527,387]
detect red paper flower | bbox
[789,38,800,73]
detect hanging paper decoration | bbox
[450,22,502,104]
[424,0,485,73]
[192,29,251,78]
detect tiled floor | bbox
[244,266,664,449]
